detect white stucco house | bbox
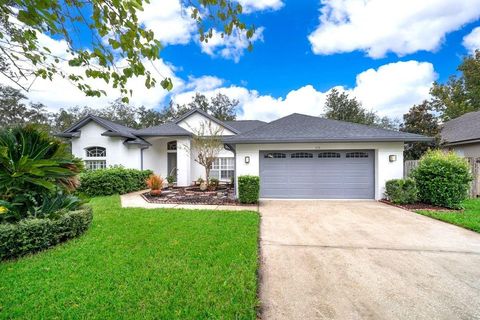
[59,108,431,200]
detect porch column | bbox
[176,137,191,186]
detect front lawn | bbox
[0,196,259,319]
[416,198,480,233]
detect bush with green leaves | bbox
[0,206,92,260]
[385,178,418,204]
[0,125,83,222]
[238,175,260,204]
[78,167,153,197]
[412,150,472,209]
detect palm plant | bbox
[0,125,83,221]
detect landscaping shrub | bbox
[412,150,472,209]
[0,205,93,260]
[78,167,153,196]
[238,175,260,204]
[385,178,418,204]
[0,125,83,222]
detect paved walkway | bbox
[259,200,480,320]
[120,190,257,211]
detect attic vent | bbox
[318,152,341,158]
[291,152,313,158]
[346,152,369,158]
[264,152,286,159]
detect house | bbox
[59,109,431,200]
[441,111,480,157]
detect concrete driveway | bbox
[259,200,480,320]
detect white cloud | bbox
[308,0,480,58]
[172,60,436,121]
[237,0,284,13]
[200,27,264,62]
[183,75,224,92]
[463,27,480,54]
[138,0,196,45]
[352,61,437,117]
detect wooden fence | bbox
[404,158,480,198]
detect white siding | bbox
[235,142,405,200]
[71,121,141,169]
[177,112,235,136]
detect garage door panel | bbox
[260,150,374,199]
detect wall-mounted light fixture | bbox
[389,155,397,162]
[245,156,250,164]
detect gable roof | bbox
[134,122,192,137]
[223,120,267,133]
[224,113,432,144]
[174,108,240,134]
[441,111,480,145]
[62,114,138,139]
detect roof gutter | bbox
[224,137,435,144]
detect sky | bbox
[4,0,480,122]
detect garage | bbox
[259,150,375,199]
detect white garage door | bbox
[259,150,375,199]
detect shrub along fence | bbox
[405,157,480,198]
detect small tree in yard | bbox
[190,121,224,186]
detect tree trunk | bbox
[205,167,210,185]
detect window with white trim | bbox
[209,157,234,180]
[85,160,106,170]
[167,141,177,151]
[85,147,106,157]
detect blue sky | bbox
[4,0,480,121]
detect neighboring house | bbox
[59,109,431,200]
[441,111,480,157]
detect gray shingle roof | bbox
[223,120,267,133]
[441,111,480,144]
[62,114,138,139]
[134,123,192,136]
[224,113,432,143]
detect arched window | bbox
[291,152,313,159]
[318,152,341,158]
[346,152,369,158]
[264,152,286,159]
[167,141,177,151]
[86,147,106,157]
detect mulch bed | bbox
[379,199,457,212]
[142,186,239,205]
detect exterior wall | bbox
[143,137,168,177]
[235,142,405,200]
[444,142,480,158]
[177,112,235,135]
[71,121,141,169]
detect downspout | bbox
[140,147,148,170]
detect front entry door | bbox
[167,153,177,181]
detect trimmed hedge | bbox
[385,178,418,204]
[0,206,93,260]
[238,175,260,204]
[78,167,153,197]
[412,150,472,209]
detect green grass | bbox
[0,196,259,319]
[416,198,480,233]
